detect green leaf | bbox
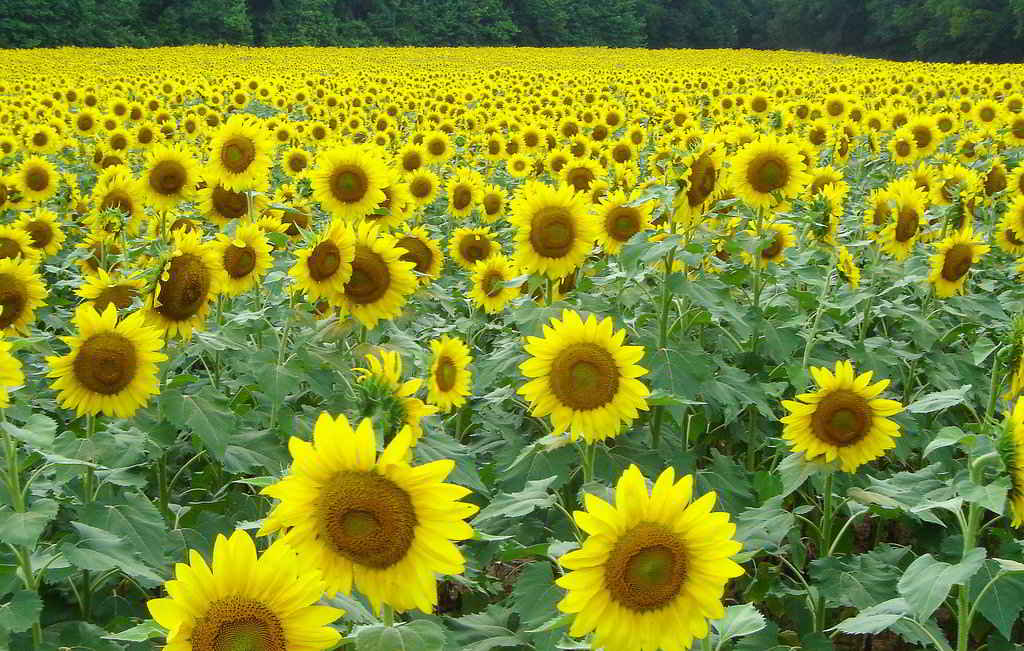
[415,428,487,496]
[777,452,819,498]
[355,620,446,651]
[472,477,557,527]
[898,548,986,620]
[923,426,969,457]
[971,560,1024,640]
[711,604,767,648]
[0,499,58,547]
[811,545,909,609]
[103,620,165,642]
[904,385,972,413]
[1,414,56,448]
[164,393,233,460]
[735,496,794,553]
[513,561,564,647]
[0,590,42,633]
[832,598,909,634]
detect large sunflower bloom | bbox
[147,529,343,651]
[338,223,417,329]
[46,304,166,418]
[15,155,60,204]
[450,226,497,270]
[519,309,649,442]
[780,360,903,472]
[16,209,66,258]
[511,182,596,280]
[77,269,144,313]
[468,254,520,314]
[142,144,200,210]
[730,135,810,210]
[0,334,23,409]
[928,224,989,298]
[145,230,226,340]
[259,413,477,613]
[394,226,443,287]
[212,222,274,297]
[0,258,47,334]
[289,220,356,304]
[426,335,472,413]
[595,189,654,255]
[311,145,388,220]
[208,115,273,192]
[557,465,744,651]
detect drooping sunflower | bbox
[780,360,903,472]
[595,189,655,255]
[354,350,438,444]
[928,224,989,298]
[46,304,166,418]
[289,220,356,304]
[311,145,388,220]
[0,258,47,334]
[91,165,145,234]
[863,187,894,233]
[0,333,23,409]
[519,309,649,442]
[406,168,440,208]
[730,135,810,210]
[145,230,225,340]
[15,155,60,204]
[394,226,443,287]
[999,400,1024,527]
[259,413,476,613]
[141,144,199,210]
[450,226,498,271]
[746,220,796,265]
[468,254,519,314]
[212,222,274,297]
[208,115,273,191]
[880,184,928,261]
[15,209,65,258]
[427,335,472,413]
[338,223,417,329]
[511,182,595,280]
[556,465,744,651]
[836,245,861,289]
[148,529,343,651]
[0,224,42,266]
[77,269,144,313]
[446,168,484,218]
[673,144,725,226]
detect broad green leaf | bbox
[0,590,42,633]
[832,597,909,634]
[513,561,564,647]
[898,548,986,620]
[103,620,165,641]
[735,496,794,553]
[711,604,767,649]
[0,499,58,547]
[971,560,1024,640]
[811,545,909,609]
[923,426,969,458]
[355,620,446,651]
[777,452,819,498]
[473,477,557,526]
[904,385,971,413]
[1,414,56,448]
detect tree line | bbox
[2,0,1023,63]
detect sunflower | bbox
[259,413,475,613]
[394,226,443,286]
[289,220,356,304]
[427,335,472,413]
[0,256,46,335]
[560,158,605,195]
[928,224,989,298]
[77,269,144,313]
[511,182,595,280]
[148,529,342,651]
[71,108,101,137]
[507,153,533,178]
[208,115,273,191]
[145,230,225,340]
[353,350,438,444]
[406,168,441,208]
[46,304,166,418]
[281,146,311,179]
[906,115,940,158]
[423,130,453,163]
[556,465,743,651]
[91,165,145,234]
[366,171,413,230]
[887,128,917,165]
[198,181,263,226]
[338,223,417,329]
[446,168,484,218]
[212,222,274,297]
[75,233,122,277]
[0,333,23,409]
[519,309,649,442]
[780,360,903,472]
[141,144,199,210]
[24,124,60,155]
[467,255,516,314]
[16,209,65,258]
[105,128,132,153]
[880,184,927,261]
[397,143,427,174]
[836,245,860,289]
[673,144,725,226]
[481,184,508,222]
[730,135,810,210]
[595,189,654,255]
[863,187,894,232]
[747,220,795,265]
[1000,401,1024,527]
[312,145,388,220]
[450,226,497,270]
[15,155,60,204]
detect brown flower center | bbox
[110,134,128,151]
[452,185,473,210]
[149,160,187,196]
[212,185,248,220]
[24,221,53,249]
[397,237,433,274]
[344,245,390,305]
[72,332,137,395]
[895,141,911,158]
[319,470,417,569]
[0,238,24,260]
[93,285,137,312]
[435,357,457,392]
[529,207,576,259]
[566,166,595,193]
[220,136,256,174]
[224,244,256,279]
[549,342,619,411]
[25,167,49,192]
[761,231,784,260]
[481,271,504,297]
[605,206,641,242]
[895,206,919,242]
[76,114,93,131]
[746,155,789,194]
[458,234,492,264]
[911,126,932,149]
[686,154,717,208]
[402,151,422,172]
[941,243,974,283]
[604,522,686,612]
[155,253,211,321]
[0,273,26,329]
[410,177,432,199]
[483,193,501,217]
[330,166,368,204]
[307,241,341,281]
[191,597,286,651]
[101,190,134,217]
[810,389,872,446]
[287,153,307,173]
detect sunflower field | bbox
[2,45,1024,651]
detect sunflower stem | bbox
[650,244,677,449]
[581,442,597,484]
[545,276,554,306]
[984,346,1005,425]
[957,467,983,651]
[1,415,42,648]
[381,604,394,627]
[813,471,835,633]
[801,269,835,387]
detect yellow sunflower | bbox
[0,224,42,266]
[145,230,226,340]
[259,413,476,613]
[15,155,60,204]
[0,334,23,408]
[311,145,388,220]
[148,529,342,651]
[744,220,796,265]
[15,209,66,258]
[511,182,595,280]
[77,269,144,313]
[837,245,861,289]
[780,360,903,472]
[394,226,443,287]
[365,169,413,231]
[595,189,655,255]
[289,220,356,304]
[519,309,649,442]
[556,465,744,651]
[560,158,605,195]
[46,304,166,418]
[91,165,145,234]
[446,168,484,218]
[141,144,199,210]
[427,335,472,413]
[208,115,273,191]
[1000,399,1024,526]
[198,181,265,227]
[468,254,520,314]
[928,224,989,298]
[281,146,311,179]
[481,184,508,222]
[450,226,498,270]
[212,222,274,297]
[672,144,725,226]
[338,223,417,329]
[880,184,928,261]
[406,168,441,208]
[730,135,810,210]
[354,349,438,444]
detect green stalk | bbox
[381,604,394,627]
[2,420,42,648]
[984,346,1005,425]
[749,207,767,355]
[801,270,835,382]
[581,442,597,484]
[956,454,997,651]
[813,472,835,633]
[650,244,678,449]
